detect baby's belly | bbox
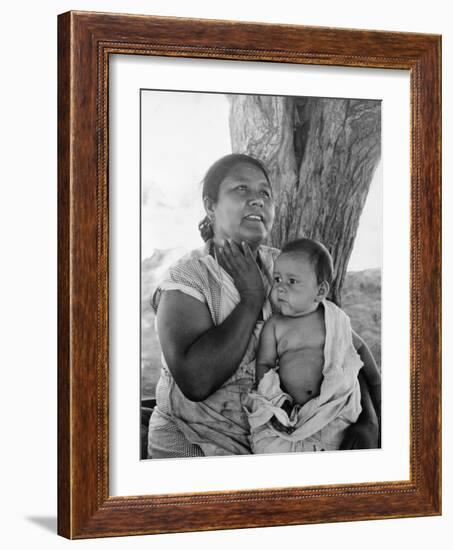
[278,349,324,406]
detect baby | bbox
[246,238,381,453]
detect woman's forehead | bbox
[222,162,269,184]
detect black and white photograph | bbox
[140,90,382,460]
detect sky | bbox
[141,90,381,271]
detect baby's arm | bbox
[256,316,294,431]
[352,331,381,424]
[255,317,278,385]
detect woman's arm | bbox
[340,330,381,449]
[340,370,380,449]
[157,241,266,402]
[157,291,262,401]
[352,330,381,423]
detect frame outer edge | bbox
[410,37,441,515]
[423,35,442,513]
[57,11,72,539]
[438,35,442,514]
[59,10,107,538]
[412,37,441,515]
[72,11,105,538]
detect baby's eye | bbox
[289,278,298,284]
[260,189,271,198]
[273,276,281,283]
[236,185,248,191]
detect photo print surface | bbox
[140,90,382,460]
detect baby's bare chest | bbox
[275,313,325,356]
[274,313,326,404]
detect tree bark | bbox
[228,95,381,305]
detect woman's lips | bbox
[243,213,264,223]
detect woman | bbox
[148,153,379,458]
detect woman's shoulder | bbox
[258,244,281,269]
[260,244,280,252]
[259,244,280,256]
[152,244,212,311]
[167,243,211,272]
[163,242,224,290]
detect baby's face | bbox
[271,252,321,317]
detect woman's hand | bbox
[217,240,266,306]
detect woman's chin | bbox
[239,230,268,247]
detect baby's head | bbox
[272,238,334,317]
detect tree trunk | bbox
[228,95,381,305]
[228,95,299,247]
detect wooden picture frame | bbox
[58,11,441,539]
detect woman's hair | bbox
[281,238,334,285]
[198,154,271,242]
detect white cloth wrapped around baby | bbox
[245,300,363,453]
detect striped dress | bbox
[148,241,279,458]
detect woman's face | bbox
[206,162,275,248]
